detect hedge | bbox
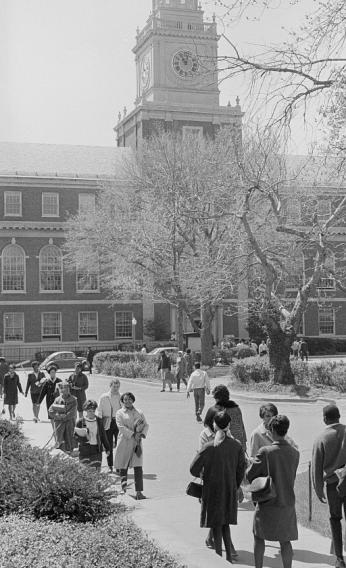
[231,357,346,391]
[0,419,114,522]
[0,515,183,568]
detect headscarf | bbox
[213,411,231,447]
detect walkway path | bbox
[12,370,340,567]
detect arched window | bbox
[39,245,63,292]
[2,244,26,292]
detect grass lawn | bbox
[295,470,331,538]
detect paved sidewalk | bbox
[130,495,335,568]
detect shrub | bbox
[0,419,114,522]
[232,356,270,383]
[0,514,182,568]
[233,346,257,359]
[94,351,149,371]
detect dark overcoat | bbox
[190,437,245,528]
[247,440,300,541]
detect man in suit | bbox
[312,405,346,568]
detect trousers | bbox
[106,418,119,468]
[54,419,75,452]
[193,388,205,416]
[327,481,346,558]
[120,466,143,492]
[161,369,172,391]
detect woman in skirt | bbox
[3,364,23,420]
[74,399,110,470]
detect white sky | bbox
[1,0,318,151]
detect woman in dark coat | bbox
[247,415,299,568]
[3,364,23,420]
[190,410,246,562]
[67,362,89,419]
[74,399,110,470]
[204,384,247,451]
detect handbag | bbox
[249,452,277,503]
[186,478,203,499]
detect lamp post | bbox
[132,317,137,351]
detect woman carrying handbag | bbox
[247,415,299,568]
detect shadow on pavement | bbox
[292,549,334,565]
[126,473,157,480]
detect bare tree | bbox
[65,131,241,364]
[234,128,346,383]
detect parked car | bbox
[148,347,179,357]
[39,351,89,372]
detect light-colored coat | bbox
[114,406,149,469]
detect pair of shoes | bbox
[196,415,202,422]
[205,538,214,549]
[136,492,147,500]
[336,558,346,568]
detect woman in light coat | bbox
[114,391,149,500]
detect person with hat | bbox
[74,399,110,470]
[190,410,246,562]
[24,360,46,422]
[3,363,23,420]
[0,356,9,398]
[67,362,89,419]
[312,405,346,568]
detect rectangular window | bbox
[115,311,133,338]
[4,313,24,342]
[42,193,59,217]
[317,200,331,222]
[79,193,96,215]
[41,312,61,341]
[4,192,22,216]
[76,265,99,292]
[79,312,98,340]
[182,126,203,140]
[318,307,335,335]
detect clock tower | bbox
[115,0,243,147]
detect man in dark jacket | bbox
[312,405,346,568]
[0,357,9,398]
[157,351,172,392]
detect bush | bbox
[305,337,346,355]
[232,356,270,383]
[0,420,114,522]
[94,351,149,371]
[0,514,183,568]
[233,346,257,359]
[94,351,159,379]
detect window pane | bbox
[319,308,335,335]
[4,313,24,341]
[5,192,22,216]
[79,312,98,339]
[2,245,25,291]
[42,193,59,216]
[79,193,95,214]
[318,252,335,289]
[40,246,63,291]
[42,312,61,339]
[115,311,132,338]
[76,268,99,292]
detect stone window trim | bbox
[4,191,22,217]
[41,312,62,341]
[1,243,26,294]
[114,311,134,339]
[4,312,24,343]
[42,192,59,218]
[78,311,98,341]
[39,245,64,293]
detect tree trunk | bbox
[267,328,295,385]
[176,304,184,351]
[201,303,214,367]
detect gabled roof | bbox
[0,142,132,179]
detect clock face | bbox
[172,50,200,79]
[140,54,151,91]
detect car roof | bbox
[48,351,74,357]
